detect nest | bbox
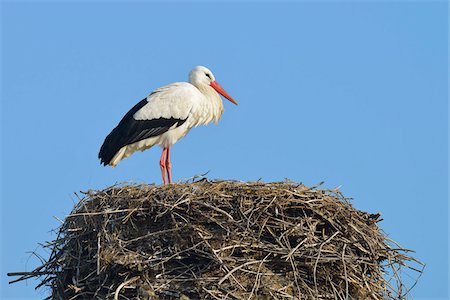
[9,180,423,299]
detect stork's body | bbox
[98,66,237,184]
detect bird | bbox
[98,66,237,185]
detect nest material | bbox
[9,181,423,299]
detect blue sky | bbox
[1,1,448,299]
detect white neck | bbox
[194,83,224,125]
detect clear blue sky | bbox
[1,1,448,299]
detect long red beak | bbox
[210,81,238,105]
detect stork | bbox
[98,66,237,185]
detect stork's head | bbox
[189,66,238,105]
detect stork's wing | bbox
[98,83,196,165]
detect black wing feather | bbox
[98,98,187,165]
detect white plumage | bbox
[99,66,237,185]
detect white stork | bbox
[98,66,237,185]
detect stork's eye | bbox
[205,73,211,79]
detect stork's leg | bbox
[166,146,173,184]
[159,148,168,185]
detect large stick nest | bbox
[9,180,423,299]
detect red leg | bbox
[166,146,173,184]
[159,148,168,185]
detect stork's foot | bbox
[159,148,168,185]
[166,146,173,184]
[166,162,172,184]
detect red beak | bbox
[210,81,238,105]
